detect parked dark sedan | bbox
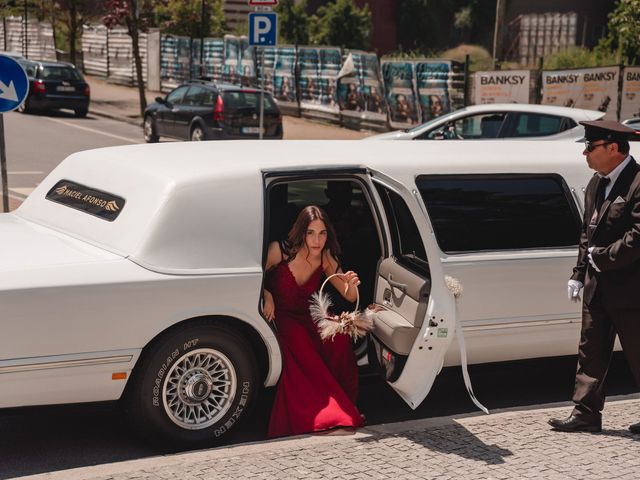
[143,81,283,142]
[17,60,90,117]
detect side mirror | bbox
[155,96,165,104]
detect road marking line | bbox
[8,171,44,175]
[45,117,143,144]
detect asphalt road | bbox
[1,110,143,203]
[0,353,637,479]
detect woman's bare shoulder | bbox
[266,241,286,269]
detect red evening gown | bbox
[267,260,363,438]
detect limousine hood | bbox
[0,213,123,280]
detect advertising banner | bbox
[541,66,620,120]
[191,38,225,81]
[239,36,256,87]
[474,70,530,105]
[223,35,241,84]
[272,46,297,108]
[160,35,192,89]
[382,60,419,129]
[620,67,640,121]
[415,61,453,123]
[298,47,341,115]
[338,51,386,124]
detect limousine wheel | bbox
[125,323,258,449]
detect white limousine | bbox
[0,140,612,448]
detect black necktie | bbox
[595,177,610,214]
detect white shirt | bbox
[599,155,632,197]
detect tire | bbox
[143,115,159,143]
[74,107,88,118]
[16,96,30,114]
[125,323,258,450]
[190,125,206,141]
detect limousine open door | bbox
[368,171,481,411]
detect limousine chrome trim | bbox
[0,355,134,374]
[441,249,578,263]
[462,317,578,332]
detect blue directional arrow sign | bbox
[0,55,28,113]
[248,12,277,46]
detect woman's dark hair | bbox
[284,205,340,263]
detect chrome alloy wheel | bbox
[144,117,154,139]
[162,348,237,430]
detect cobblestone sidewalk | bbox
[17,397,640,480]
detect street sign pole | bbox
[259,47,265,140]
[0,55,29,212]
[0,114,8,212]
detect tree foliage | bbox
[599,0,640,64]
[544,46,618,70]
[309,0,371,50]
[276,0,309,45]
[155,0,227,38]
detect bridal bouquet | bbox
[309,273,375,341]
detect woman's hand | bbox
[339,270,361,299]
[263,289,275,322]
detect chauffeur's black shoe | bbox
[548,415,602,433]
[629,422,640,434]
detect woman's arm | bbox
[323,251,360,303]
[263,242,283,322]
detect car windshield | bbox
[41,66,83,81]
[406,115,449,133]
[223,91,278,112]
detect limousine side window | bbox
[374,183,428,276]
[417,174,581,253]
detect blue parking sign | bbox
[0,55,28,113]
[248,12,277,46]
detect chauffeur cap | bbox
[579,120,637,142]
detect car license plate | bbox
[56,86,76,92]
[242,127,263,134]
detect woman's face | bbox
[305,219,327,255]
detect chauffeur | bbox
[549,120,640,434]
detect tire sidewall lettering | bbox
[151,346,181,407]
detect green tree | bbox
[309,0,371,50]
[276,0,309,45]
[544,46,617,70]
[155,0,227,38]
[599,0,640,64]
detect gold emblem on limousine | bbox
[105,200,120,212]
[55,186,68,195]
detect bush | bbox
[543,47,618,70]
[439,44,493,71]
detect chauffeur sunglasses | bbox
[584,141,613,152]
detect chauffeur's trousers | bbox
[572,292,640,417]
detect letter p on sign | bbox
[248,12,277,46]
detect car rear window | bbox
[223,91,277,111]
[41,66,83,81]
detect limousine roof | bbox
[15,140,604,273]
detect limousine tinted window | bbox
[417,174,580,253]
[375,183,428,275]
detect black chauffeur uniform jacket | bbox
[571,158,640,308]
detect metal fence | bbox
[1,16,55,61]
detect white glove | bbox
[588,247,601,272]
[567,279,583,303]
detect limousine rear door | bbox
[367,171,458,410]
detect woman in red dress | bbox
[263,205,364,438]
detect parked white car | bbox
[0,139,615,448]
[368,104,605,141]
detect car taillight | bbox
[214,95,224,122]
[84,84,90,97]
[34,80,45,94]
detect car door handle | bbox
[386,274,407,293]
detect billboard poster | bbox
[257,46,277,95]
[272,46,297,107]
[620,66,640,121]
[339,51,386,124]
[223,35,241,84]
[415,61,452,123]
[474,70,530,105]
[160,35,192,88]
[317,48,341,114]
[239,36,256,87]
[541,66,620,120]
[190,38,224,81]
[298,47,321,110]
[382,60,419,129]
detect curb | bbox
[89,108,142,127]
